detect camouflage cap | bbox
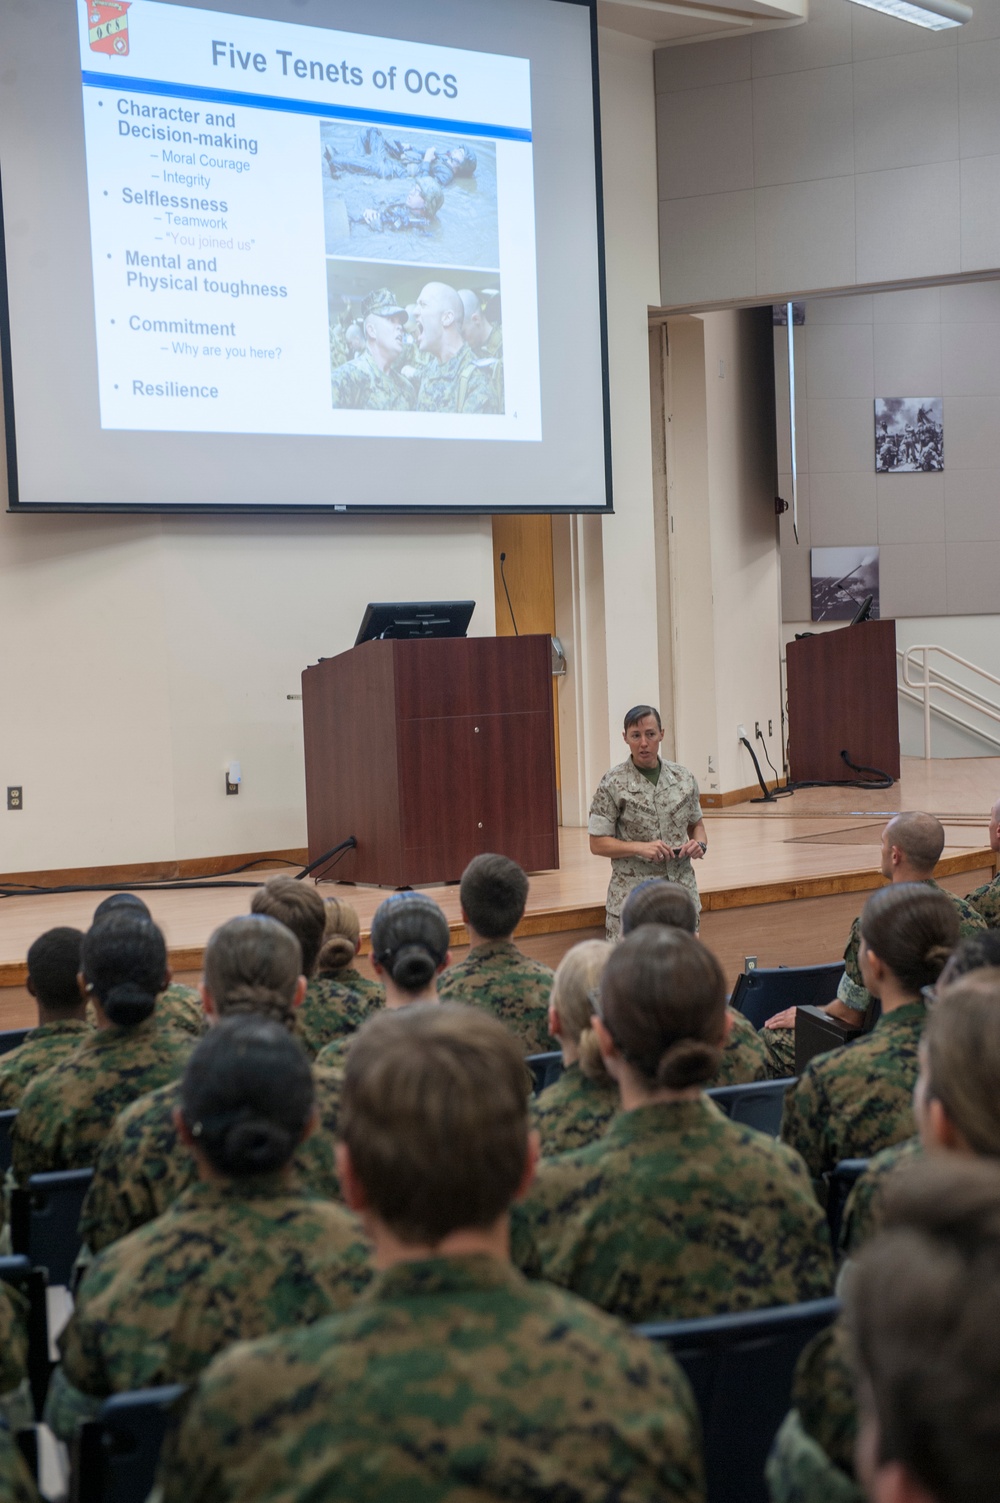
[362,288,407,322]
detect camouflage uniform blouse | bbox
[531,1064,618,1157]
[0,1285,27,1400]
[11,1018,192,1184]
[437,942,554,1055]
[0,1415,39,1503]
[0,1019,90,1110]
[588,758,702,941]
[836,879,986,1016]
[296,971,384,1059]
[156,1254,706,1503]
[513,1098,832,1323]
[158,984,206,1039]
[965,870,1000,927]
[716,1008,770,1087]
[780,1001,927,1182]
[767,1326,864,1503]
[47,1177,370,1441]
[839,1134,921,1257]
[79,1070,343,1253]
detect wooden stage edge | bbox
[0,841,993,994]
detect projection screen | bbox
[0,0,610,512]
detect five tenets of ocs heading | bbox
[210,39,459,98]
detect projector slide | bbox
[79,0,540,440]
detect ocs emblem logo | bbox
[88,1,131,57]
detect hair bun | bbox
[390,942,438,991]
[655,1038,722,1091]
[103,980,157,1026]
[316,934,356,973]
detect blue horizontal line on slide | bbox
[81,70,533,143]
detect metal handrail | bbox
[899,645,1000,758]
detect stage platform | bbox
[1,755,997,1029]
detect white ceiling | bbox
[597,0,805,46]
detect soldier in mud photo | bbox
[325,128,478,189]
[352,178,444,236]
[330,288,415,412]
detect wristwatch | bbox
[697,840,707,854]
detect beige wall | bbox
[666,310,783,794]
[656,0,1000,309]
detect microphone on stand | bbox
[499,551,519,635]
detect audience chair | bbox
[824,1158,870,1253]
[0,1109,17,1173]
[706,1078,796,1137]
[0,1255,51,1419]
[638,1297,841,1503]
[525,1051,563,1095]
[72,1385,187,1503]
[0,1029,29,1057]
[729,964,845,1031]
[10,1169,94,1288]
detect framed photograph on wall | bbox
[874,398,943,473]
[811,547,880,623]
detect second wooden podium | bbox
[302,634,559,887]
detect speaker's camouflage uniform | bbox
[47,1177,370,1441]
[296,971,384,1059]
[513,1098,832,1323]
[438,942,554,1055]
[79,1069,343,1253]
[0,1020,90,1110]
[588,758,702,941]
[780,1001,927,1183]
[156,1254,706,1503]
[11,1018,191,1183]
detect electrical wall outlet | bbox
[768,719,773,737]
[7,786,22,810]
[225,775,239,795]
[744,955,758,973]
[755,721,761,739]
[737,724,747,741]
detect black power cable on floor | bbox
[0,836,358,902]
[739,736,894,803]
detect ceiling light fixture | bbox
[846,0,971,29]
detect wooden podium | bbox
[786,619,900,783]
[302,634,559,887]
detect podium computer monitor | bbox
[355,601,475,646]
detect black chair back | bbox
[824,1158,870,1252]
[0,1110,17,1173]
[706,1078,796,1137]
[638,1297,841,1503]
[0,1254,50,1419]
[729,964,845,1030]
[0,1029,29,1058]
[72,1385,187,1503]
[10,1168,95,1287]
[525,1051,563,1095]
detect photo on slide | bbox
[320,121,499,269]
[328,260,503,416]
